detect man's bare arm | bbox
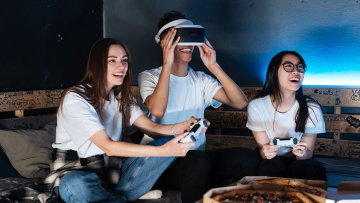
[198,39,248,109]
[145,28,180,118]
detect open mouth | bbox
[179,47,192,54]
[289,78,300,83]
[113,73,124,79]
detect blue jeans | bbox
[59,136,175,203]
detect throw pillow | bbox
[0,123,20,177]
[0,122,56,178]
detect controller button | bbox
[191,135,196,142]
[203,120,208,127]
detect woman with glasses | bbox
[246,51,327,180]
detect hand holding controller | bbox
[272,137,298,148]
[179,118,208,143]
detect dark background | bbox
[103,0,360,139]
[104,0,360,87]
[0,0,103,92]
[0,0,359,138]
[2,0,360,92]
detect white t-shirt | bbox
[246,95,325,157]
[53,89,145,158]
[138,66,223,150]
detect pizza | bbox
[252,179,327,197]
[212,189,313,203]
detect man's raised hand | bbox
[161,28,181,67]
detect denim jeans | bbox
[59,136,175,203]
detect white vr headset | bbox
[154,19,205,46]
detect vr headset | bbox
[155,19,205,46]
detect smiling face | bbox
[106,44,128,91]
[278,54,304,93]
[174,45,194,64]
[160,27,195,65]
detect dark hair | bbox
[158,10,188,40]
[58,38,135,140]
[252,51,319,133]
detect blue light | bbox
[293,26,360,87]
[303,71,360,86]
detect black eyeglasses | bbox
[282,62,307,73]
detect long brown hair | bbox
[58,38,135,140]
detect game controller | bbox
[179,118,208,143]
[272,137,298,147]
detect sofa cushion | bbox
[0,123,20,178]
[0,122,56,178]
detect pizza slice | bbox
[212,190,313,203]
[285,192,314,203]
[253,179,327,197]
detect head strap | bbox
[154,19,193,45]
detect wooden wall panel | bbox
[241,87,262,101]
[241,87,360,107]
[303,88,360,107]
[0,87,140,113]
[0,87,140,129]
[314,138,360,158]
[0,90,64,112]
[324,114,360,133]
[205,111,360,134]
[204,111,247,128]
[205,135,360,159]
[205,135,258,150]
[1,87,359,112]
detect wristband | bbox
[171,124,177,136]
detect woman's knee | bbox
[60,171,98,191]
[59,171,109,202]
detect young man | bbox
[138,11,259,203]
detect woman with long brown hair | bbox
[41,38,204,203]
